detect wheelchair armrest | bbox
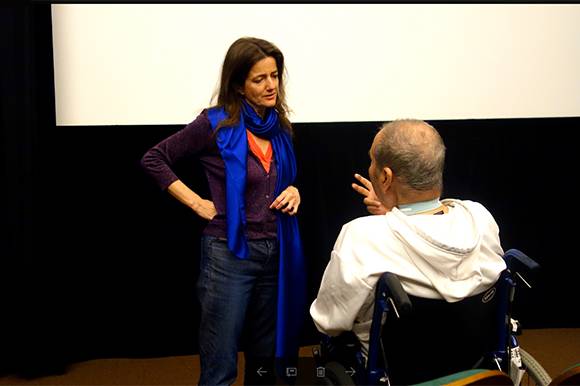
[378,272,412,317]
[503,248,540,286]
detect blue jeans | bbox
[197,235,279,386]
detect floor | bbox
[0,329,578,385]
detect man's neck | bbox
[396,188,440,206]
[398,198,446,215]
[395,188,445,215]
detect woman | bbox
[141,37,306,385]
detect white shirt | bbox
[309,199,506,356]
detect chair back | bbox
[361,249,539,385]
[380,278,504,384]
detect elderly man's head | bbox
[368,119,446,209]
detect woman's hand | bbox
[167,180,217,220]
[352,173,388,215]
[193,199,217,220]
[270,185,301,215]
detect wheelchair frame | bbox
[314,249,551,386]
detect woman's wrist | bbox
[189,197,202,211]
[287,185,298,192]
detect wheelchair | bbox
[313,249,551,385]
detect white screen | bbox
[52,4,580,125]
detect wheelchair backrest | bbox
[371,249,540,385]
[379,278,504,385]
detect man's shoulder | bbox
[339,214,390,241]
[445,198,492,214]
[444,198,498,228]
[344,214,388,228]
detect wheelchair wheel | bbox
[520,348,552,386]
[317,361,356,385]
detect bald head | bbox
[372,119,446,192]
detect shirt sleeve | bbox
[140,110,213,190]
[309,224,374,336]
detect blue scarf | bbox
[207,100,306,360]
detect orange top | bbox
[246,129,273,173]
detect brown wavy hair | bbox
[211,37,292,135]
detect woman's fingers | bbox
[270,191,288,210]
[281,200,299,215]
[196,200,217,220]
[270,187,300,215]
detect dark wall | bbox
[295,118,580,334]
[3,4,579,376]
[11,117,575,367]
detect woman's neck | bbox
[244,99,265,118]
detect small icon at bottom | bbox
[256,367,268,377]
[286,367,298,377]
[316,366,326,378]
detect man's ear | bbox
[382,166,393,190]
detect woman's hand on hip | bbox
[270,185,300,215]
[193,199,217,220]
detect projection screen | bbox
[51,4,580,125]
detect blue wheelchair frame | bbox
[315,248,540,385]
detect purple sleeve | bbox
[141,110,213,190]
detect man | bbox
[309,119,506,356]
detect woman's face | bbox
[242,56,279,116]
